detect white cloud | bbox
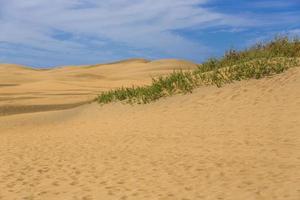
[1,0,294,66]
[0,1,245,63]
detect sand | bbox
[0,59,197,116]
[0,63,300,200]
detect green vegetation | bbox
[97,36,300,104]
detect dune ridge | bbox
[0,59,198,116]
[0,67,299,200]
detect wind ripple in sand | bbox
[0,59,198,116]
[0,67,299,200]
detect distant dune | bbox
[0,66,299,199]
[0,59,198,116]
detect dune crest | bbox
[0,67,299,199]
[0,59,198,116]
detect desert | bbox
[0,53,300,199]
[0,59,197,116]
[1,1,300,199]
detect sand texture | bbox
[0,59,197,116]
[0,65,300,200]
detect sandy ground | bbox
[0,59,197,116]
[0,66,300,200]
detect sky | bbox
[0,0,300,67]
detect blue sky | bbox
[0,0,300,67]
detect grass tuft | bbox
[97,36,300,104]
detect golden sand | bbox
[0,59,197,116]
[0,62,299,200]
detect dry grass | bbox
[97,36,300,104]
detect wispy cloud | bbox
[0,0,299,67]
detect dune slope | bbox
[0,59,198,116]
[0,67,299,200]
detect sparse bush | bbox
[97,36,300,104]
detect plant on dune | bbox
[97,36,300,104]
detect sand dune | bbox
[0,59,198,116]
[0,66,299,200]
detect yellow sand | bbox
[0,59,197,116]
[0,63,300,200]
